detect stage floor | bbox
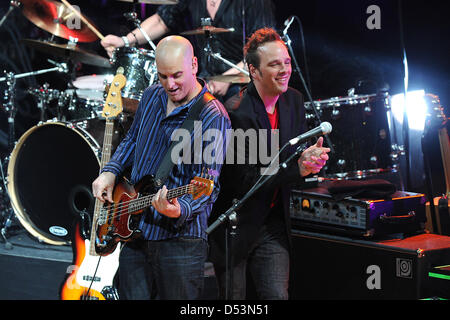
[0,225,72,300]
[0,224,218,300]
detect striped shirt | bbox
[102,81,231,241]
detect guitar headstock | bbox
[190,176,215,199]
[101,68,126,119]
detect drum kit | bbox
[0,0,250,247]
[304,91,401,180]
[0,0,405,248]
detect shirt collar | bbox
[159,78,208,117]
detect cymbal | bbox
[207,74,250,84]
[116,0,178,4]
[21,0,99,42]
[181,25,235,36]
[22,39,111,68]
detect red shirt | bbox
[267,105,279,131]
[267,105,279,208]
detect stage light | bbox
[391,90,427,131]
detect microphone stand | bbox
[283,32,334,154]
[207,142,306,299]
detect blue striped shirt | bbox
[102,81,231,241]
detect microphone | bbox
[288,122,332,145]
[282,16,295,35]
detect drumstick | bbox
[60,0,105,40]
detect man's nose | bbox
[167,77,176,88]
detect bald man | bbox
[92,36,231,300]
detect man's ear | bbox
[249,64,258,80]
[192,56,198,74]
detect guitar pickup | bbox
[98,208,108,225]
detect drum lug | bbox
[390,144,405,162]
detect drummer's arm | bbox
[207,61,247,97]
[125,14,170,47]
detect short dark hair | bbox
[244,27,285,70]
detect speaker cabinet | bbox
[289,230,450,299]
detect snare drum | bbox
[7,118,132,245]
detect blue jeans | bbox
[118,237,208,300]
[214,222,290,300]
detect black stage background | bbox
[0,0,449,158]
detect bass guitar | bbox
[60,70,126,300]
[95,173,214,255]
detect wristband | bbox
[121,36,130,47]
[130,32,139,45]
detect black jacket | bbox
[208,82,307,268]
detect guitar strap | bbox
[153,91,216,188]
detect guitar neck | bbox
[89,119,115,256]
[128,184,195,213]
[99,120,115,169]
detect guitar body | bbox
[60,71,127,299]
[95,176,154,255]
[60,223,121,300]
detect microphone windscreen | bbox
[321,122,332,135]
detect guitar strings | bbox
[98,184,196,222]
[98,186,193,226]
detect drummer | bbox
[100,0,276,102]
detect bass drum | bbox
[7,118,131,245]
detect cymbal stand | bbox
[0,62,68,83]
[203,28,249,76]
[0,1,21,29]
[124,12,156,50]
[0,71,16,249]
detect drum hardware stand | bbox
[123,12,157,50]
[201,19,249,77]
[28,83,62,121]
[0,157,15,250]
[0,1,21,29]
[1,61,68,121]
[0,62,68,247]
[0,72,17,249]
[0,61,69,83]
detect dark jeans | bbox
[118,237,208,300]
[214,222,290,300]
